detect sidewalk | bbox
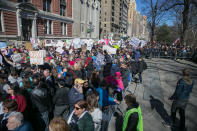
[108,60,170,131]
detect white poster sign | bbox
[29,51,44,65]
[56,47,64,54]
[11,54,22,63]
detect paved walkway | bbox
[108,59,197,131]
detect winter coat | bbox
[68,111,94,131]
[68,87,84,111]
[11,95,26,113]
[120,67,130,88]
[96,86,115,108]
[170,76,194,100]
[77,112,95,131]
[53,87,70,106]
[11,121,33,131]
[30,86,49,113]
[137,60,147,73]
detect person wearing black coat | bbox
[53,79,70,120]
[120,62,130,88]
[137,57,147,83]
[30,77,50,131]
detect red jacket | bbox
[10,95,27,113]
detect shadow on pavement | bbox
[149,95,171,124]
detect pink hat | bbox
[69,61,75,66]
[115,72,121,77]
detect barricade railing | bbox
[144,51,194,60]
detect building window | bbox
[104,30,106,33]
[43,0,51,12]
[105,12,107,15]
[105,1,107,4]
[18,0,29,2]
[44,19,53,34]
[104,24,106,27]
[0,10,4,32]
[61,23,67,35]
[105,18,106,21]
[60,0,66,16]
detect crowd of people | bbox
[143,44,197,59]
[0,41,148,131]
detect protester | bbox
[6,112,33,131]
[169,68,194,131]
[49,117,70,131]
[68,78,85,112]
[30,76,50,131]
[7,82,27,113]
[53,79,70,120]
[122,94,143,131]
[86,91,108,131]
[0,99,17,131]
[67,100,94,131]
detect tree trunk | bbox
[180,0,190,46]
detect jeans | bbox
[41,111,49,131]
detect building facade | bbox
[119,0,129,36]
[72,0,100,39]
[127,0,149,41]
[100,0,120,39]
[0,0,73,41]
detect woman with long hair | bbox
[7,82,26,113]
[86,91,108,131]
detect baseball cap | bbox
[74,78,85,84]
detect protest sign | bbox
[129,37,140,47]
[29,51,44,65]
[40,50,46,57]
[25,42,33,51]
[0,41,7,49]
[56,47,64,54]
[66,40,72,49]
[11,54,22,63]
[73,38,81,49]
[30,37,36,44]
[56,40,64,47]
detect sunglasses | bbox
[74,106,81,110]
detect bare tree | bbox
[162,0,197,45]
[141,0,167,45]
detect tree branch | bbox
[162,3,184,11]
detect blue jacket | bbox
[171,78,194,100]
[96,86,115,108]
[10,121,33,131]
[68,87,84,111]
[133,48,140,62]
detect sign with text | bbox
[11,54,22,63]
[29,51,44,65]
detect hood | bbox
[182,76,193,85]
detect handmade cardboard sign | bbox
[11,54,22,63]
[29,51,44,65]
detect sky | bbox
[135,0,175,26]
